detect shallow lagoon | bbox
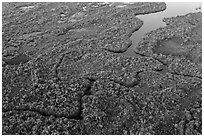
[123,2,202,56]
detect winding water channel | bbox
[123,2,202,57]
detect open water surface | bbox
[123,2,202,56]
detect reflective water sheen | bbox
[123,2,202,56]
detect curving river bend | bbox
[123,2,202,56]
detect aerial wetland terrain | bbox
[2,2,202,135]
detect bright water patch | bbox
[122,2,202,57]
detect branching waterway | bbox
[122,2,202,56]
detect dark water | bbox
[123,2,202,56]
[3,53,31,65]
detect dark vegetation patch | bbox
[2,110,83,135]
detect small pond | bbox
[3,53,31,66]
[122,2,202,56]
